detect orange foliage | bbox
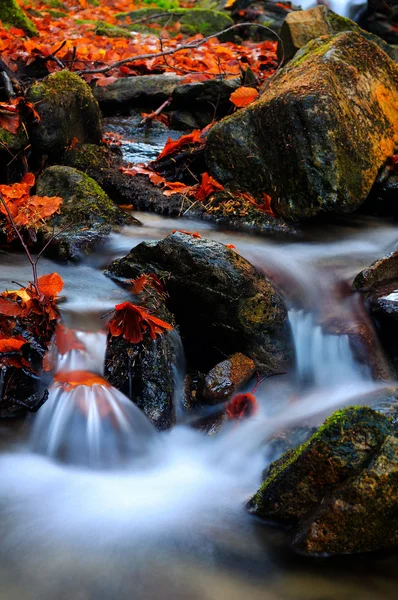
[171,230,202,238]
[156,130,204,161]
[0,173,62,236]
[226,392,258,420]
[194,172,225,201]
[109,302,173,344]
[230,86,259,108]
[130,273,164,296]
[55,323,86,355]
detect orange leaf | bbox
[0,296,24,317]
[194,172,225,202]
[171,229,201,238]
[156,129,203,161]
[230,86,259,108]
[163,181,194,196]
[0,338,25,353]
[37,273,64,298]
[109,302,173,344]
[55,324,86,355]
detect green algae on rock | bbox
[106,232,292,373]
[248,407,392,523]
[206,32,398,221]
[0,0,38,37]
[37,165,137,260]
[27,71,102,158]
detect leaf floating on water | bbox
[109,302,173,345]
[230,86,259,108]
[55,324,86,356]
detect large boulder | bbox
[249,406,398,555]
[206,32,398,221]
[27,71,102,158]
[37,165,137,260]
[106,232,292,372]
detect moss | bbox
[0,0,38,36]
[29,70,95,104]
[46,9,68,18]
[0,125,28,153]
[95,22,133,38]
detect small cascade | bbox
[30,331,155,468]
[289,309,370,389]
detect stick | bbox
[139,96,172,127]
[77,22,284,76]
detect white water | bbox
[0,215,397,599]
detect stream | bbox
[0,118,398,599]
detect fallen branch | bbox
[139,96,172,127]
[77,22,284,76]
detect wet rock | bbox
[104,292,178,431]
[0,0,37,36]
[93,75,184,115]
[278,6,398,63]
[294,433,398,555]
[116,8,234,39]
[248,407,392,524]
[231,0,295,40]
[169,111,201,131]
[0,368,48,418]
[202,353,256,404]
[27,71,102,159]
[354,249,398,293]
[106,232,292,372]
[206,32,398,221]
[37,165,137,260]
[172,78,241,116]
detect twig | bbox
[139,96,172,127]
[42,41,67,70]
[77,22,285,76]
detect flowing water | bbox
[1,211,398,599]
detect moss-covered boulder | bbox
[206,32,398,221]
[248,407,392,524]
[116,8,234,39]
[106,232,292,372]
[27,71,102,159]
[37,165,137,260]
[278,6,398,63]
[0,0,38,37]
[293,433,398,555]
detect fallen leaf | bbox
[109,302,173,344]
[230,86,259,108]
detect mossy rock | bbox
[106,232,292,372]
[37,165,137,260]
[294,433,398,555]
[206,32,398,221]
[117,8,234,39]
[27,71,102,159]
[248,406,392,524]
[0,0,38,37]
[278,6,398,63]
[0,125,29,154]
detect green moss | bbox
[0,0,38,36]
[43,0,66,7]
[95,22,133,38]
[63,143,110,172]
[0,125,29,153]
[46,9,67,18]
[29,70,94,104]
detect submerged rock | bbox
[249,406,398,555]
[107,232,292,372]
[27,71,102,158]
[37,165,137,260]
[206,32,398,221]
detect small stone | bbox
[202,353,256,404]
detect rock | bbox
[172,78,242,116]
[294,433,398,555]
[354,250,398,293]
[358,0,398,45]
[0,0,37,37]
[231,0,295,40]
[104,288,178,431]
[37,165,137,260]
[248,407,392,525]
[116,8,234,39]
[93,75,184,115]
[27,71,102,158]
[202,352,256,404]
[206,32,398,221]
[169,111,201,131]
[278,6,398,63]
[106,232,292,372]
[94,22,133,38]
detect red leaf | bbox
[226,392,258,419]
[0,338,25,353]
[156,129,203,161]
[55,324,86,355]
[37,273,64,298]
[109,302,172,344]
[194,172,225,202]
[54,370,111,391]
[0,296,23,317]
